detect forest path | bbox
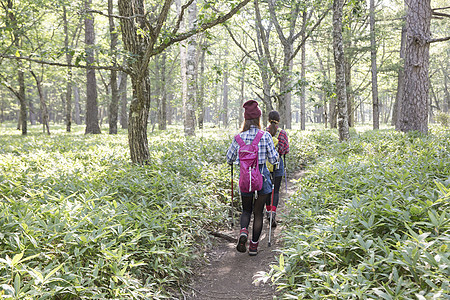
[184,171,303,300]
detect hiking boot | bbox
[236,228,248,253]
[249,241,259,256]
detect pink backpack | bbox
[235,130,264,193]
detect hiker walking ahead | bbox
[226,100,279,256]
[265,110,290,228]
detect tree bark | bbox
[398,0,432,134]
[108,0,119,134]
[184,0,197,136]
[30,71,50,135]
[442,67,449,113]
[332,0,349,141]
[63,5,72,132]
[198,43,206,129]
[118,0,151,163]
[370,0,379,129]
[300,11,307,130]
[222,63,229,127]
[158,53,167,130]
[84,0,101,134]
[74,86,81,125]
[119,71,128,129]
[392,25,407,128]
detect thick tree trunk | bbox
[370,0,379,129]
[108,0,119,134]
[398,0,431,134]
[118,0,150,163]
[128,76,151,164]
[84,0,101,134]
[332,0,349,141]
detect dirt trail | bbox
[184,173,301,300]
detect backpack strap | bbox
[275,128,281,139]
[235,130,264,147]
[235,134,246,147]
[251,130,264,146]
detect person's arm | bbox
[226,137,239,165]
[278,130,289,155]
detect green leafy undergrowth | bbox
[0,125,234,299]
[267,128,450,299]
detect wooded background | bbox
[0,0,449,162]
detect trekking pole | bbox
[268,183,275,247]
[230,163,234,227]
[284,154,288,193]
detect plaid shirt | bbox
[266,126,289,156]
[227,126,279,165]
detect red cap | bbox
[243,100,262,120]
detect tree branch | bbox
[171,0,195,36]
[433,6,450,11]
[428,36,450,43]
[86,9,147,21]
[0,54,125,72]
[223,23,257,64]
[150,0,251,57]
[432,11,450,18]
[290,7,331,63]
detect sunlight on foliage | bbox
[266,128,450,299]
[0,124,235,299]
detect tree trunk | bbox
[370,0,379,129]
[442,68,449,113]
[108,0,119,134]
[198,45,206,129]
[279,45,293,129]
[222,65,229,127]
[63,5,72,132]
[118,0,151,163]
[300,11,307,130]
[344,58,354,127]
[392,25,407,128]
[74,86,81,125]
[332,0,349,141]
[184,0,197,136]
[30,71,50,135]
[18,66,27,135]
[158,53,167,130]
[84,0,101,134]
[398,0,431,134]
[119,71,128,129]
[239,58,246,127]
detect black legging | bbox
[240,193,270,242]
[266,175,282,210]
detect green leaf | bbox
[44,264,64,282]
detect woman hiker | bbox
[265,110,290,228]
[226,100,279,256]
